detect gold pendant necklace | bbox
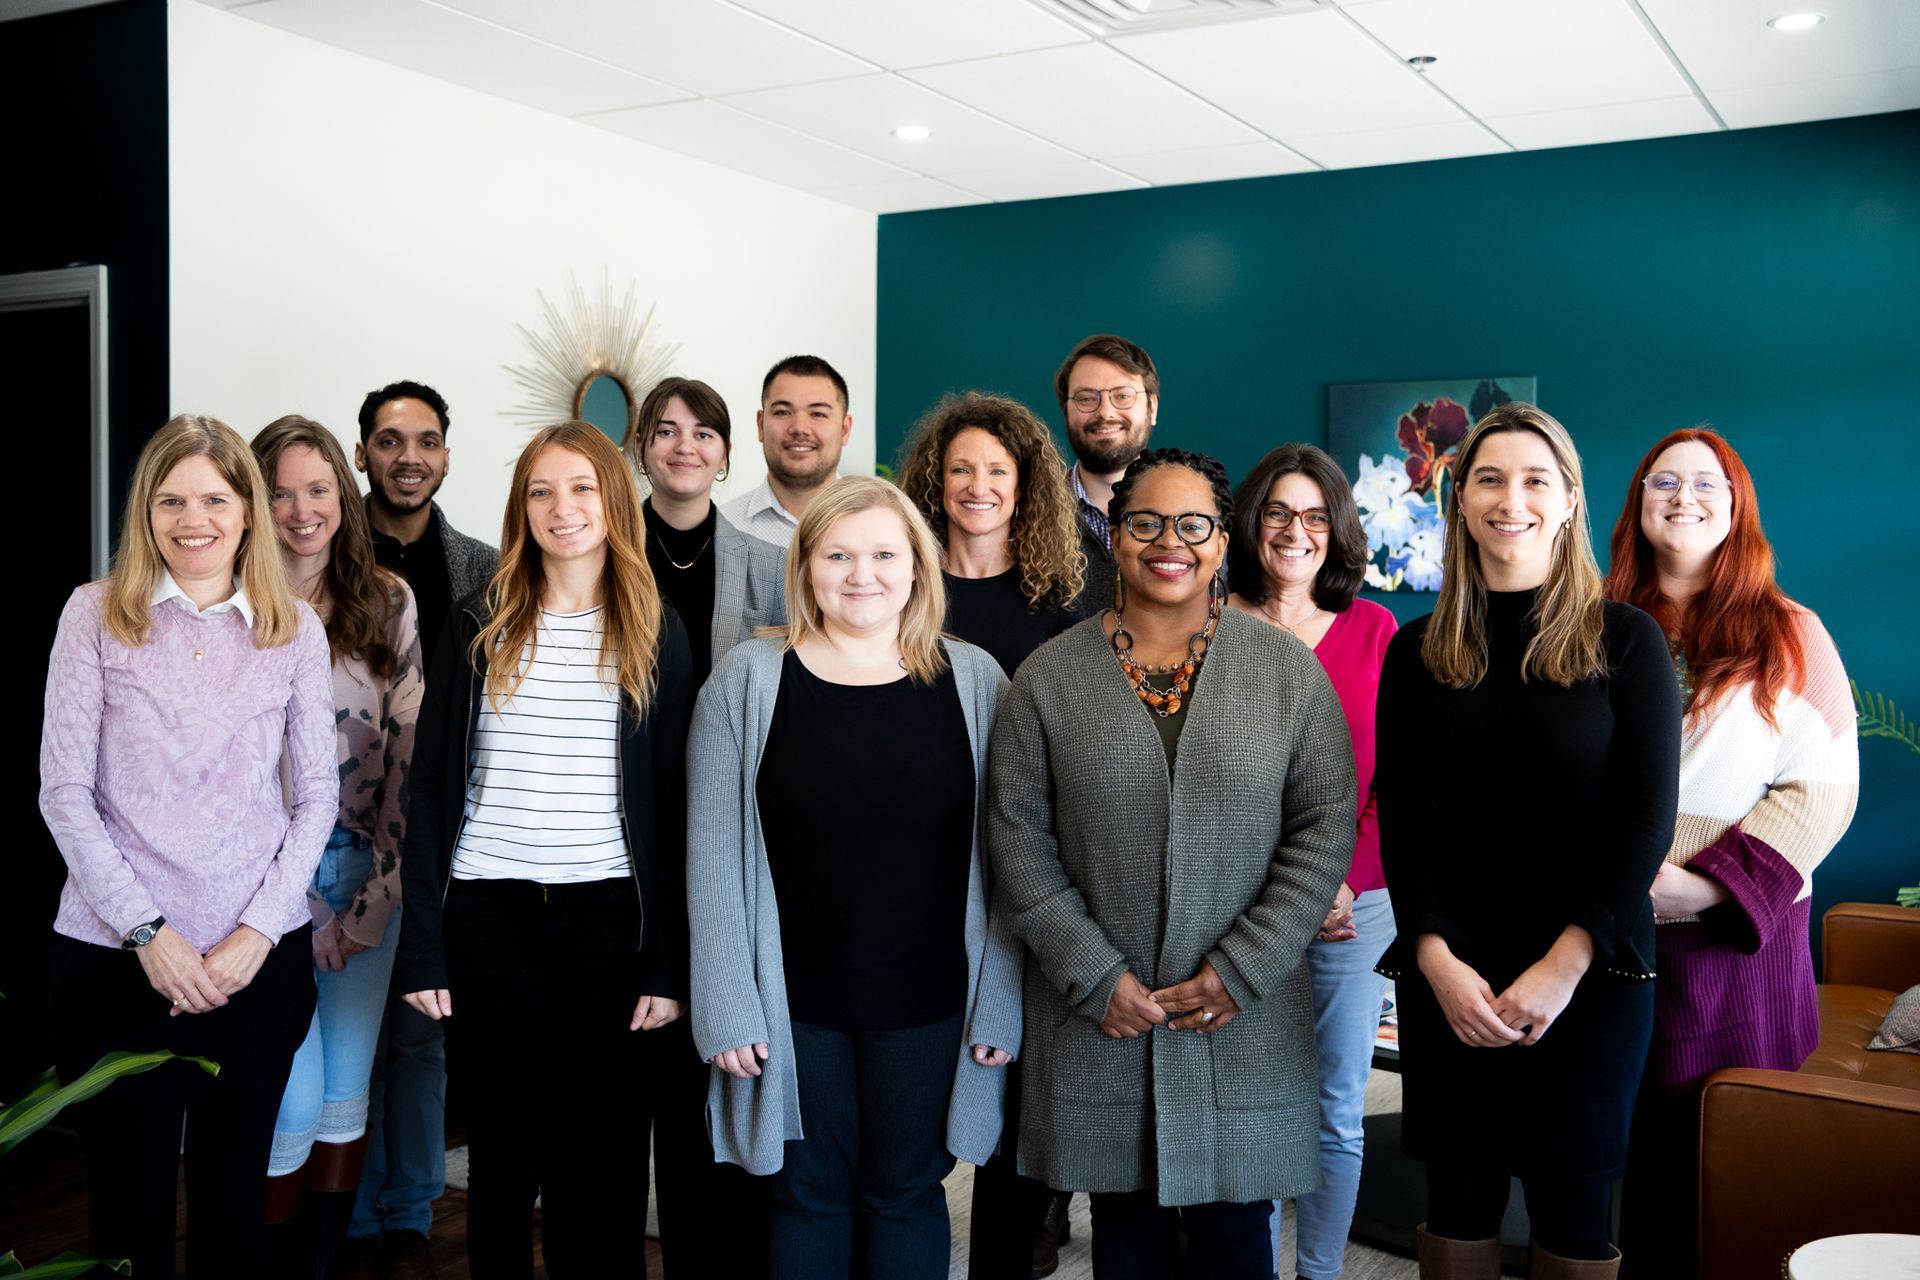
[651,527,713,571]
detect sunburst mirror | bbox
[503,269,680,445]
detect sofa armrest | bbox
[1698,1067,1920,1280]
[1823,903,1920,991]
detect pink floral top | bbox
[309,580,424,946]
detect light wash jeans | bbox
[1276,888,1395,1280]
[268,827,400,1177]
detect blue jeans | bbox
[270,827,401,1176]
[1280,888,1395,1280]
[348,954,447,1238]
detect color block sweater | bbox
[1649,606,1859,1092]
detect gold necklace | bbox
[650,527,713,571]
[1261,597,1322,635]
[537,609,602,668]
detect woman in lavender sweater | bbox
[39,414,337,1280]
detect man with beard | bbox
[720,355,852,548]
[341,379,496,1280]
[1053,334,1159,614]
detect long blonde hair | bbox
[107,414,301,649]
[472,422,663,714]
[1421,403,1607,688]
[773,476,949,682]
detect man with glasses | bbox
[1052,334,1160,613]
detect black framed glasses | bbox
[1119,510,1222,545]
[1258,504,1332,533]
[1068,386,1144,412]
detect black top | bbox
[942,568,1081,677]
[756,650,974,1031]
[1376,589,1681,983]
[372,513,452,677]
[644,502,717,679]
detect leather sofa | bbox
[1697,902,1920,1279]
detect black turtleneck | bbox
[643,501,717,678]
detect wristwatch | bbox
[121,917,166,950]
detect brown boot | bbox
[1031,1192,1070,1279]
[1416,1222,1503,1279]
[1529,1242,1621,1279]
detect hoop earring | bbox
[717,467,729,482]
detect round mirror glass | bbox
[577,374,632,444]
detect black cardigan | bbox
[393,595,696,998]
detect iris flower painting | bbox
[1328,376,1537,592]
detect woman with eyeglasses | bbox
[1376,404,1679,1280]
[1604,429,1857,1280]
[1226,444,1397,1280]
[990,448,1355,1278]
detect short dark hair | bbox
[1053,334,1160,414]
[629,377,732,470]
[1227,444,1368,612]
[357,380,449,442]
[761,355,848,411]
[1108,447,1233,530]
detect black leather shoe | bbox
[1031,1192,1071,1279]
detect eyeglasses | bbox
[1068,386,1145,412]
[1258,504,1332,533]
[1118,510,1222,545]
[1643,471,1726,501]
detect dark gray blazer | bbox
[711,512,786,666]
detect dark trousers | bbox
[1619,1084,1701,1279]
[46,927,316,1280]
[965,1060,1050,1279]
[643,1014,770,1277]
[769,1014,964,1280]
[1426,1163,1614,1260]
[443,876,661,1280]
[1088,1190,1273,1280]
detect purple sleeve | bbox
[38,587,162,938]
[1688,825,1805,955]
[240,611,339,941]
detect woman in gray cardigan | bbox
[687,476,1023,1280]
[989,449,1356,1279]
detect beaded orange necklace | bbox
[1110,595,1221,718]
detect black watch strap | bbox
[121,917,166,950]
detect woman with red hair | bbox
[1605,428,1858,1279]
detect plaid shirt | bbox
[1070,465,1110,550]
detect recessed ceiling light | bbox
[1767,12,1825,30]
[893,125,932,142]
[1406,55,1437,70]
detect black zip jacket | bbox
[394,595,696,999]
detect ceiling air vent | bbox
[1029,0,1328,38]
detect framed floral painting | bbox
[1328,375,1537,592]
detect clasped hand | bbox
[1101,962,1241,1038]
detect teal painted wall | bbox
[877,110,1920,932]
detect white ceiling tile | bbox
[586,99,914,191]
[721,74,1080,176]
[730,0,1087,69]
[1344,0,1691,117]
[1289,119,1509,169]
[1106,140,1319,185]
[1708,65,1920,128]
[1487,95,1720,151]
[1638,0,1920,92]
[811,176,988,213]
[433,0,873,96]
[937,160,1148,202]
[1115,9,1465,138]
[234,0,684,116]
[905,43,1258,158]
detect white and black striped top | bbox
[450,607,630,884]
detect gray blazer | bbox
[710,513,787,665]
[988,609,1356,1206]
[687,636,1022,1176]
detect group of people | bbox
[38,334,1857,1280]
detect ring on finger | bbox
[1200,1010,1215,1023]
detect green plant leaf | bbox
[0,1051,217,1157]
[6,1253,132,1278]
[1850,680,1920,755]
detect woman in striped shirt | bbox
[394,421,696,1280]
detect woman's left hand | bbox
[1489,947,1587,1047]
[203,925,273,997]
[1316,882,1358,943]
[1149,961,1241,1033]
[971,1045,1011,1067]
[631,995,684,1031]
[1649,862,1730,921]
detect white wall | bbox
[168,0,876,543]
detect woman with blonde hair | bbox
[1375,404,1680,1278]
[41,414,337,1279]
[687,475,1021,1280]
[249,416,424,1271]
[894,390,1085,676]
[394,421,696,1278]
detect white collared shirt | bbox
[719,480,800,548]
[150,571,256,628]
